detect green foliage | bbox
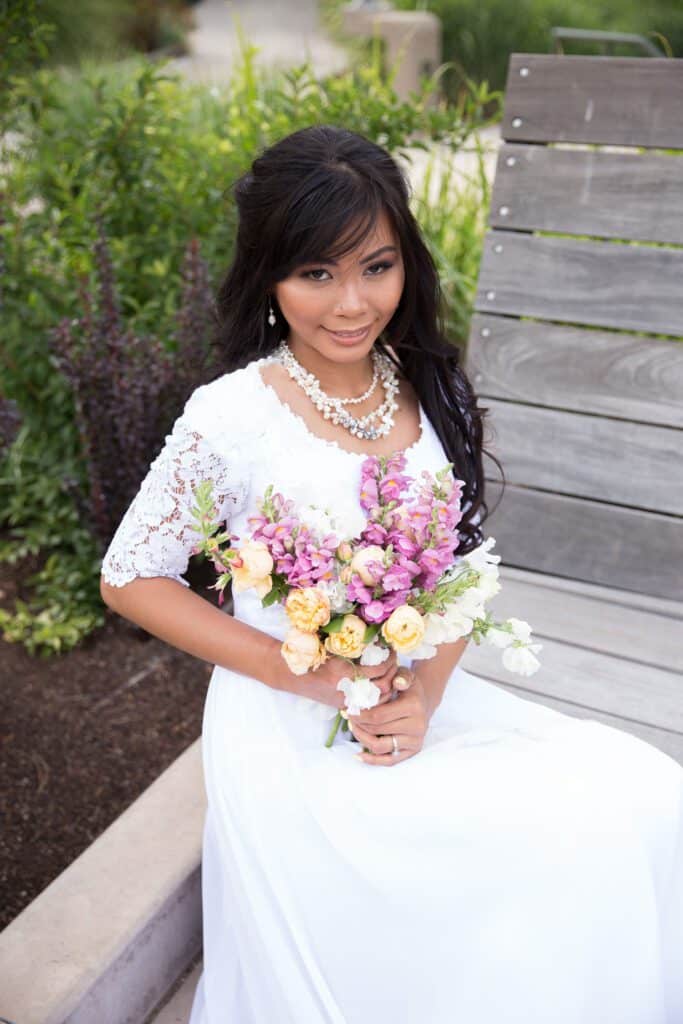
[362,0,683,95]
[0,422,104,654]
[1,44,498,656]
[0,0,54,130]
[0,0,191,86]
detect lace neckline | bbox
[251,355,427,462]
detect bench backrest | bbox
[467,54,683,602]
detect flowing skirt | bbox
[188,653,683,1023]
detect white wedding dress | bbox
[101,355,683,1023]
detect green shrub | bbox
[1,44,498,655]
[0,0,192,83]
[361,0,683,96]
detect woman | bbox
[100,125,683,1023]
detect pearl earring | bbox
[267,299,276,327]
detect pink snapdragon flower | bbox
[379,470,412,503]
[346,574,374,605]
[360,520,388,545]
[382,562,415,593]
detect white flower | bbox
[507,617,533,644]
[359,643,390,667]
[476,568,501,601]
[422,612,451,645]
[408,642,438,660]
[451,587,486,621]
[502,643,542,676]
[423,601,476,645]
[317,578,352,614]
[298,504,337,539]
[442,603,475,639]
[462,536,501,573]
[485,626,514,649]
[337,675,382,716]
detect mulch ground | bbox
[0,554,221,932]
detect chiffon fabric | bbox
[101,356,683,1023]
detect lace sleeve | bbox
[100,411,249,589]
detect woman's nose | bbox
[333,280,367,316]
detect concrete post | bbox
[341,5,442,101]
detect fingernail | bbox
[394,676,410,690]
[354,753,364,761]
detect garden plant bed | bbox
[0,555,212,932]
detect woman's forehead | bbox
[322,210,399,264]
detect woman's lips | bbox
[323,324,372,344]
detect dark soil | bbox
[0,554,222,932]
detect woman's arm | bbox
[100,576,400,704]
[101,576,285,690]
[411,636,469,722]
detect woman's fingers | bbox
[349,720,420,766]
[363,659,394,695]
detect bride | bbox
[100,125,683,1022]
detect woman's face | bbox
[273,210,405,364]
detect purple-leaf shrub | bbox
[50,220,221,549]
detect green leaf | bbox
[320,614,346,634]
[363,623,381,643]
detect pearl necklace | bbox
[274,340,400,441]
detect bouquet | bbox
[190,453,542,748]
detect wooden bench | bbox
[461,53,683,765]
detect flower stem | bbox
[325,711,343,748]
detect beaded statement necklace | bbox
[274,340,400,441]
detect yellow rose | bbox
[285,586,331,633]
[281,628,327,676]
[231,540,273,599]
[381,604,426,654]
[350,544,385,586]
[324,613,367,659]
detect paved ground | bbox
[170,0,348,82]
[170,0,500,192]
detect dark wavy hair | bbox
[213,124,501,552]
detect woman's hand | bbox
[346,668,431,766]
[290,648,401,711]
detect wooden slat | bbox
[484,482,683,600]
[501,54,683,149]
[459,658,683,766]
[476,231,683,337]
[468,314,683,428]
[499,565,683,620]
[483,399,683,515]
[461,634,682,733]
[490,568,681,673]
[489,144,683,245]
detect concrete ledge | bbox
[147,957,202,1024]
[0,739,205,1024]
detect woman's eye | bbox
[365,261,394,276]
[302,268,331,281]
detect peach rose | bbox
[381,604,426,655]
[350,544,385,585]
[336,541,354,563]
[231,540,273,599]
[324,613,367,659]
[281,628,327,676]
[285,586,331,633]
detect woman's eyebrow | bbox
[303,244,398,268]
[359,245,398,264]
